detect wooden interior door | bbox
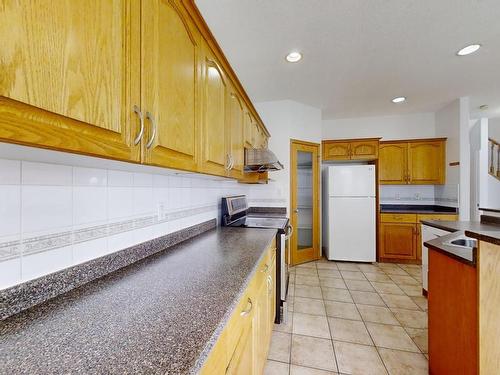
[0,0,140,162]
[227,85,244,177]
[142,0,200,171]
[379,143,408,184]
[408,140,445,184]
[290,140,320,265]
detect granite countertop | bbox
[465,229,500,246]
[381,204,458,214]
[422,221,500,265]
[0,227,277,374]
[420,220,500,233]
[424,231,476,265]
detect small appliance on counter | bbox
[221,195,292,323]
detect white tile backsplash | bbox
[0,185,21,238]
[22,161,72,185]
[108,170,134,187]
[0,151,285,290]
[73,187,107,226]
[0,159,21,184]
[0,257,21,289]
[22,186,73,235]
[73,167,107,186]
[133,172,153,187]
[108,187,134,220]
[22,245,73,282]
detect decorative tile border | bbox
[0,204,218,262]
[0,219,217,320]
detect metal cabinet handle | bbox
[225,154,231,171]
[285,224,294,240]
[145,112,157,149]
[229,154,235,170]
[240,298,253,316]
[133,105,144,145]
[261,264,269,273]
[267,275,273,293]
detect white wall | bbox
[256,100,322,213]
[0,143,281,289]
[486,118,500,209]
[489,118,500,141]
[434,99,461,211]
[322,112,436,140]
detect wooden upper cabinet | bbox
[0,0,140,162]
[379,138,446,185]
[227,85,244,177]
[244,111,256,148]
[379,143,408,184]
[408,140,445,184]
[199,42,228,176]
[351,140,379,160]
[322,138,379,161]
[142,0,200,171]
[323,141,351,160]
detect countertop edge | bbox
[420,220,455,232]
[424,237,476,267]
[464,230,500,246]
[190,230,277,374]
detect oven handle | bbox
[285,224,293,240]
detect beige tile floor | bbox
[265,259,428,375]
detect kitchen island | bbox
[424,225,500,375]
[0,226,277,374]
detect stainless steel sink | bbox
[446,237,477,248]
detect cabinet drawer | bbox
[381,213,417,223]
[417,214,458,222]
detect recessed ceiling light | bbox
[457,44,481,56]
[286,51,302,63]
[392,96,406,103]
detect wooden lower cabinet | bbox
[380,222,417,261]
[201,242,276,374]
[379,213,457,263]
[428,248,478,374]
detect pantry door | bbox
[290,140,321,266]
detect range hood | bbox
[244,148,284,172]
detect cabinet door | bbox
[380,223,417,260]
[322,142,351,160]
[254,278,269,374]
[226,303,255,375]
[408,141,445,184]
[199,43,228,176]
[142,0,200,171]
[0,0,140,162]
[244,111,256,148]
[227,85,244,177]
[350,140,379,160]
[379,143,408,184]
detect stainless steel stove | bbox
[221,195,292,324]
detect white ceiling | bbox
[196,0,500,120]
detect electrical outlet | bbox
[415,193,421,200]
[157,202,167,221]
[395,193,400,200]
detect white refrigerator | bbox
[323,165,376,262]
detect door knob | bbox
[293,209,299,213]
